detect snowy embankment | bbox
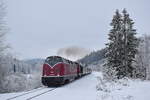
[96,73,150,100]
[0,73,42,93]
[0,72,150,100]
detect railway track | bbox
[6,87,56,100]
[26,88,56,100]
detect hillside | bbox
[78,48,107,65]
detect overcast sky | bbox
[5,0,150,59]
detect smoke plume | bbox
[57,46,90,61]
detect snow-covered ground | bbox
[0,72,150,100]
[96,72,150,100]
[97,79,150,100]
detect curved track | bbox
[26,88,56,100]
[6,87,56,100]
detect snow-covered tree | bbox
[135,35,150,80]
[105,9,123,79]
[143,35,150,80]
[121,9,139,78]
[0,56,43,93]
[0,0,43,93]
[0,0,9,88]
[105,9,139,79]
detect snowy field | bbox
[0,72,150,100]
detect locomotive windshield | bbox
[45,56,63,66]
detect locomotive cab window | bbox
[45,56,63,67]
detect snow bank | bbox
[0,73,42,93]
[97,76,150,100]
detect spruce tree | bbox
[105,10,123,79]
[121,9,139,77]
[105,9,139,79]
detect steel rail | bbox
[26,88,56,100]
[6,87,46,100]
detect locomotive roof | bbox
[47,56,62,59]
[47,56,68,61]
[46,56,88,66]
[46,56,77,64]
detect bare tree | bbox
[0,1,7,55]
[135,34,150,80]
[0,0,9,90]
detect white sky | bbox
[5,0,150,59]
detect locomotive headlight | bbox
[57,73,60,76]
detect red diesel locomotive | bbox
[42,56,91,86]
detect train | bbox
[41,56,91,86]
